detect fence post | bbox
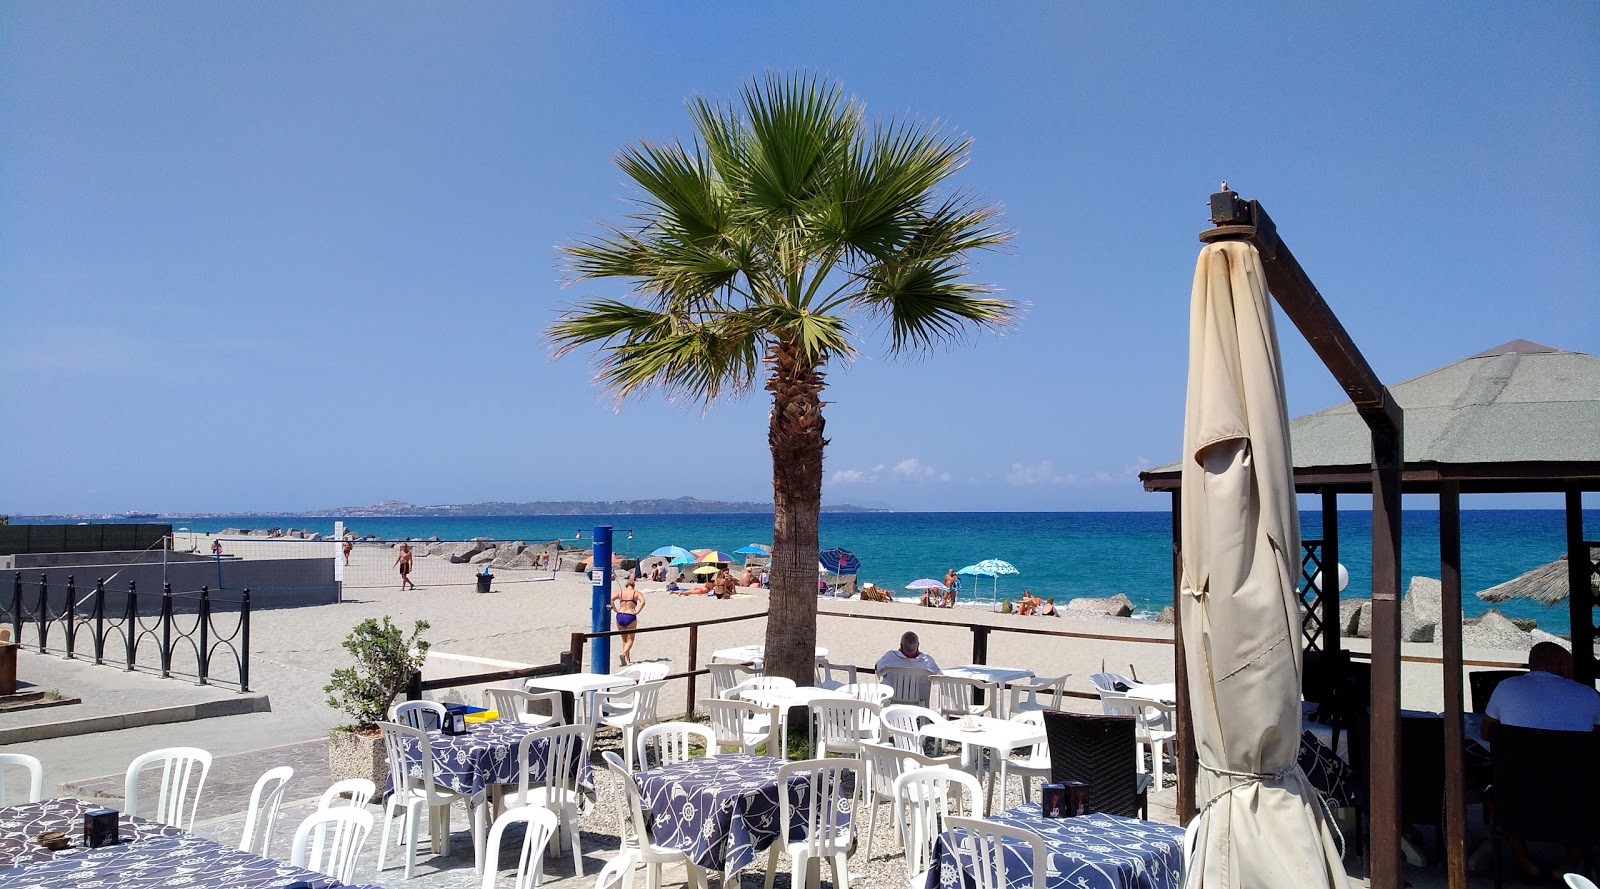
[160,583,174,678]
[92,579,106,665]
[971,625,990,665]
[686,623,699,718]
[63,575,76,659]
[35,574,49,654]
[568,633,586,673]
[405,670,422,702]
[9,573,21,647]
[239,589,251,693]
[124,582,137,670]
[197,586,210,686]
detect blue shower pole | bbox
[590,525,612,673]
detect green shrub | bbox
[324,616,430,732]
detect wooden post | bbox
[1367,420,1405,889]
[1568,488,1596,688]
[1439,482,1468,888]
[686,623,699,717]
[1171,490,1196,821]
[1322,490,1340,655]
[971,625,990,665]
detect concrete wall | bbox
[8,555,337,613]
[14,550,212,569]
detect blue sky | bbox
[3,3,1596,514]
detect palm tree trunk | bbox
[764,340,826,696]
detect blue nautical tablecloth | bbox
[0,832,344,889]
[635,753,855,875]
[928,804,1184,889]
[0,797,187,869]
[1297,729,1355,811]
[392,720,593,798]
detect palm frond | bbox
[614,140,729,246]
[550,299,762,406]
[733,72,859,219]
[853,258,1016,353]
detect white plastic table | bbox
[919,714,1046,814]
[742,685,853,754]
[942,664,1035,685]
[1120,681,1176,704]
[711,645,828,670]
[525,672,635,724]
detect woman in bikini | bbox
[394,543,417,591]
[611,579,644,665]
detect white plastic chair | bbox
[882,705,943,753]
[290,807,374,884]
[0,753,45,805]
[929,675,998,719]
[702,699,777,755]
[600,751,707,889]
[763,758,860,889]
[812,699,881,758]
[499,724,589,879]
[841,682,893,705]
[597,680,665,771]
[318,777,377,811]
[480,804,560,889]
[1005,674,1070,717]
[815,657,858,690]
[1564,875,1599,889]
[1100,690,1177,789]
[393,700,448,731]
[877,667,932,706]
[707,663,754,699]
[486,688,565,727]
[945,815,1047,889]
[1088,672,1134,694]
[860,743,960,863]
[124,746,212,829]
[729,675,796,701]
[636,722,717,771]
[617,662,670,683]
[595,849,641,889]
[376,721,485,880]
[894,766,982,887]
[998,711,1051,803]
[238,766,294,855]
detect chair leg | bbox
[1151,741,1165,790]
[471,797,487,874]
[405,800,422,880]
[831,851,849,889]
[763,845,779,889]
[569,805,585,878]
[864,797,877,861]
[377,798,395,872]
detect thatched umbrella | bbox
[1476,546,1600,605]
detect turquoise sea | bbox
[59,509,1594,630]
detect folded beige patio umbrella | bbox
[1179,241,1347,888]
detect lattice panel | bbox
[1299,540,1325,652]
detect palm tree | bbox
[548,72,1015,687]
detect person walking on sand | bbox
[212,538,223,557]
[942,568,960,608]
[342,539,353,566]
[394,543,417,590]
[612,579,645,664]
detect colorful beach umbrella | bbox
[906,578,945,590]
[691,564,720,576]
[734,544,771,555]
[698,551,736,564]
[669,555,696,566]
[819,547,860,575]
[650,545,691,559]
[1179,239,1344,885]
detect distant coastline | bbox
[16,496,892,521]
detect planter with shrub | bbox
[323,616,430,785]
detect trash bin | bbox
[476,573,493,594]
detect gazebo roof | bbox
[1141,339,1600,493]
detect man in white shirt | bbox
[1481,641,1600,879]
[876,631,940,674]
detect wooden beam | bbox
[1322,490,1341,656]
[1367,420,1406,889]
[1568,488,1596,688]
[1439,482,1469,888]
[1171,490,1196,821]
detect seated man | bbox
[875,631,940,674]
[1481,641,1600,879]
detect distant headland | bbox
[19,497,890,520]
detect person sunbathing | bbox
[1040,597,1060,617]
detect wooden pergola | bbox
[1141,191,1600,889]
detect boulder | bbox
[1529,628,1571,651]
[1064,594,1134,618]
[491,545,527,569]
[222,528,242,536]
[1400,576,1441,642]
[1156,606,1175,624]
[1463,609,1532,652]
[1339,598,1372,638]
[1510,617,1538,632]
[307,532,323,541]
[426,536,440,542]
[446,541,488,564]
[508,550,539,570]
[469,548,498,565]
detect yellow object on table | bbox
[465,710,497,724]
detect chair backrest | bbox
[378,721,453,805]
[882,704,943,752]
[815,657,858,688]
[318,777,376,811]
[702,699,777,754]
[812,699,881,752]
[1010,711,1049,761]
[708,663,753,699]
[945,815,1048,889]
[480,804,561,889]
[894,766,982,882]
[878,666,932,706]
[600,750,677,864]
[125,746,212,829]
[1098,691,1172,741]
[730,675,797,700]
[0,753,44,806]
[637,722,717,770]
[1042,710,1142,817]
[1564,874,1600,889]
[393,700,447,731]
[516,724,590,800]
[1088,672,1132,694]
[238,765,294,855]
[842,682,893,705]
[930,675,996,718]
[486,688,565,726]
[619,662,669,683]
[1468,669,1526,714]
[1490,724,1600,846]
[777,758,859,856]
[630,680,665,725]
[1008,674,1069,714]
[289,807,374,884]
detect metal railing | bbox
[5,572,251,691]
